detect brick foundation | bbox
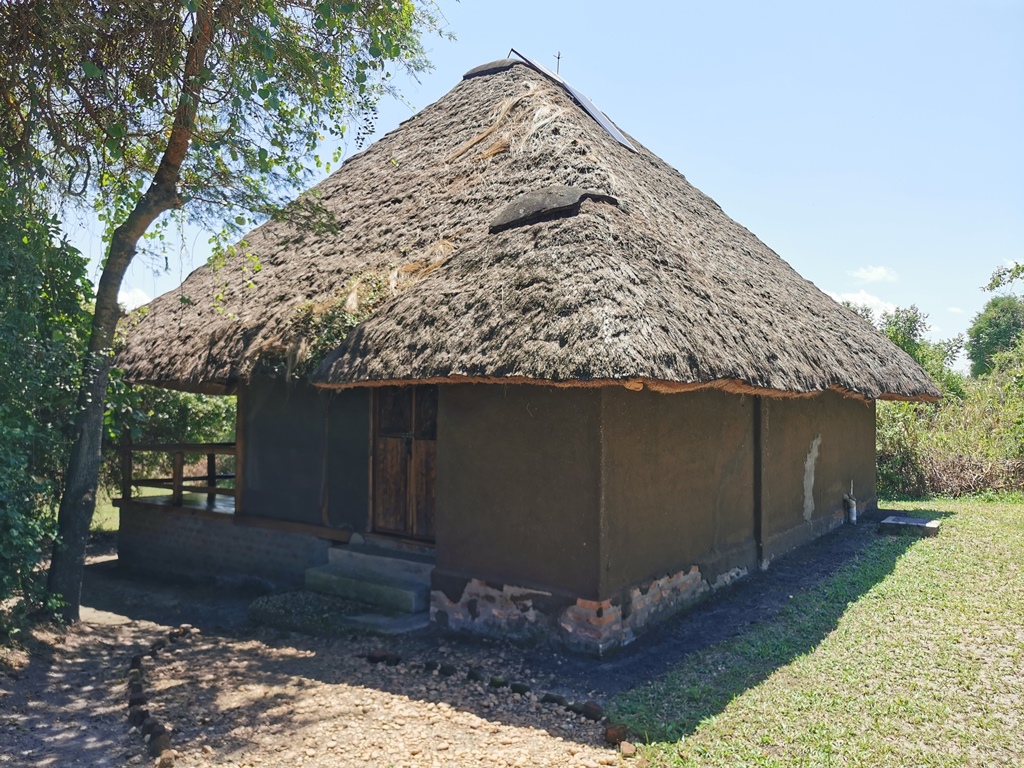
[431,563,742,656]
[118,506,330,588]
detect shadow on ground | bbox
[31,509,940,763]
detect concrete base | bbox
[119,505,329,588]
[879,515,941,537]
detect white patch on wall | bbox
[803,434,822,522]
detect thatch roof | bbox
[115,58,939,401]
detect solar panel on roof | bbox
[509,48,636,153]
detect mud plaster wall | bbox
[760,392,876,562]
[434,385,602,598]
[242,377,369,531]
[599,388,756,595]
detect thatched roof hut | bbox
[115,57,938,401]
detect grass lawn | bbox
[90,489,121,533]
[608,498,1023,767]
[90,487,164,533]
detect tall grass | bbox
[878,346,1024,497]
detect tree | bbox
[878,305,964,398]
[966,295,1024,377]
[0,0,443,621]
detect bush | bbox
[876,401,930,498]
[101,373,237,493]
[876,340,1024,498]
[1,165,91,630]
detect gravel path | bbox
[1,518,894,767]
[1,540,617,768]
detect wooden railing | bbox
[120,441,237,508]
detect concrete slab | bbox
[878,515,941,537]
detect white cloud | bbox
[948,306,964,314]
[827,289,897,318]
[118,287,151,310]
[848,265,898,283]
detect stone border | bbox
[124,624,201,766]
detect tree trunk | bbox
[45,260,126,620]
[46,195,179,621]
[46,2,217,621]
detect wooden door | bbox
[371,385,437,542]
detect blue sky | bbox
[74,0,1023,352]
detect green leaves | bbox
[0,165,91,625]
[81,60,103,78]
[103,137,123,160]
[967,295,1024,377]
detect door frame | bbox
[366,385,437,546]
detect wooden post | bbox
[233,385,245,515]
[119,430,133,501]
[207,452,217,507]
[172,451,184,506]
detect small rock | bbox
[423,660,440,672]
[155,750,174,768]
[128,706,149,727]
[605,723,628,745]
[141,717,161,736]
[148,733,171,757]
[436,743,450,751]
[620,741,638,757]
[366,649,389,664]
[541,692,568,707]
[201,745,214,755]
[489,676,508,688]
[150,639,168,653]
[581,700,605,721]
[128,691,147,708]
[438,663,457,677]
[384,654,402,667]
[129,655,145,671]
[467,666,487,682]
[510,682,531,695]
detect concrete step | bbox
[305,563,430,614]
[327,544,435,582]
[341,612,431,635]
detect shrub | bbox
[102,373,237,493]
[876,339,1024,498]
[1,165,91,630]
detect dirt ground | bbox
[1,520,885,767]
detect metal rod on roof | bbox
[554,51,561,74]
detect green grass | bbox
[90,486,164,533]
[608,498,1024,767]
[90,489,120,533]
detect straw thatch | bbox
[115,58,939,401]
